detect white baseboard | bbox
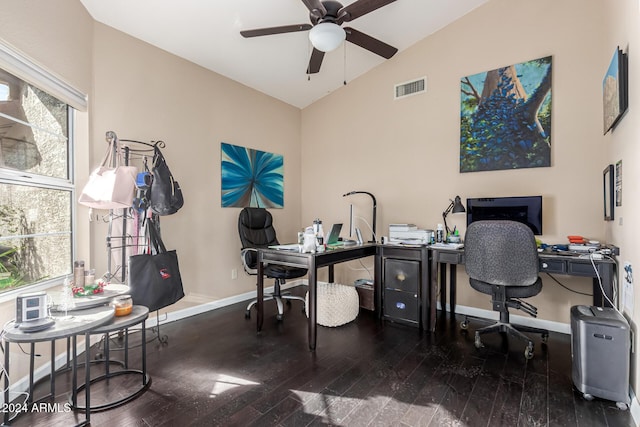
[145,279,306,328]
[0,280,306,405]
[439,302,571,334]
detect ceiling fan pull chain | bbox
[308,39,312,81]
[343,42,347,85]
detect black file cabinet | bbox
[378,246,429,329]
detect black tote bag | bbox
[128,220,184,312]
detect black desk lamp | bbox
[443,195,465,237]
[343,191,377,243]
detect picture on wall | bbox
[603,47,629,134]
[221,142,284,208]
[460,56,552,173]
[616,160,622,207]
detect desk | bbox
[431,247,617,332]
[257,244,377,351]
[3,305,115,426]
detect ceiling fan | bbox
[240,0,398,74]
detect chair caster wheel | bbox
[616,402,629,411]
[245,310,251,319]
[524,344,534,360]
[541,333,549,344]
[276,314,283,321]
[460,320,468,330]
[583,393,594,401]
[474,333,483,349]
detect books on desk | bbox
[387,238,426,246]
[430,243,464,249]
[268,244,300,251]
[389,223,418,232]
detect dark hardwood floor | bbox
[7,286,636,426]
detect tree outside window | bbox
[0,68,74,294]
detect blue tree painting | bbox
[221,142,284,208]
[460,56,552,172]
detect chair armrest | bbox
[240,248,258,275]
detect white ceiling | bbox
[79,0,487,109]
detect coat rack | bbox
[102,130,169,344]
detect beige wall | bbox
[302,0,606,321]
[88,24,304,302]
[602,0,640,404]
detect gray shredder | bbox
[571,305,630,409]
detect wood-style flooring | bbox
[6,286,636,426]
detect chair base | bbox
[467,317,548,359]
[245,285,305,321]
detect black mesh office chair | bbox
[462,220,549,359]
[238,207,307,321]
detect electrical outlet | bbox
[231,268,237,280]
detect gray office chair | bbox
[238,207,307,321]
[462,220,549,359]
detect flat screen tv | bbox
[466,196,543,235]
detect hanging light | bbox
[308,22,345,52]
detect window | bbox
[0,66,74,294]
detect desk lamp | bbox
[442,195,465,238]
[343,191,376,243]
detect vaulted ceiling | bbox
[80,0,487,108]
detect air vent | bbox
[394,77,426,100]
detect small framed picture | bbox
[616,160,622,207]
[603,164,614,221]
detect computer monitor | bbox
[466,196,543,235]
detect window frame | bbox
[0,40,83,302]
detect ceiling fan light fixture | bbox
[309,22,345,52]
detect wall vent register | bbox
[394,77,426,99]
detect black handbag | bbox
[128,220,184,312]
[150,147,184,216]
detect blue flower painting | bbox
[460,56,552,172]
[221,142,284,208]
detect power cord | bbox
[345,258,373,280]
[547,252,622,317]
[545,273,593,297]
[0,326,31,420]
[354,215,377,242]
[589,252,623,318]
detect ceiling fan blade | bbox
[345,27,397,59]
[306,48,325,74]
[301,0,327,20]
[338,0,396,23]
[240,24,312,38]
